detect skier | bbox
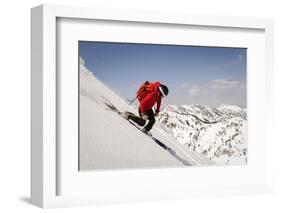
[125,81,169,134]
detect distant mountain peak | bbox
[157,103,247,165]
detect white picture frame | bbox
[31,4,274,208]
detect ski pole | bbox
[129,96,138,105]
[129,81,149,105]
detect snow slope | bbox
[157,104,247,165]
[79,57,214,170]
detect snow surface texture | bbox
[79,57,214,170]
[157,104,248,165]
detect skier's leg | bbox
[138,107,142,117]
[128,114,146,126]
[144,109,155,132]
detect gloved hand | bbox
[154,110,160,117]
[141,114,149,120]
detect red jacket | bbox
[137,82,162,113]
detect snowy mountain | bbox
[79,57,214,170]
[157,104,247,165]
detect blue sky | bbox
[79,41,247,108]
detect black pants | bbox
[129,108,155,132]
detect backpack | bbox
[136,81,154,97]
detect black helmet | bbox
[159,84,169,97]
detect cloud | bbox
[211,79,240,87]
[188,85,203,98]
[177,79,246,107]
[238,54,242,60]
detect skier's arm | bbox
[155,97,161,113]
